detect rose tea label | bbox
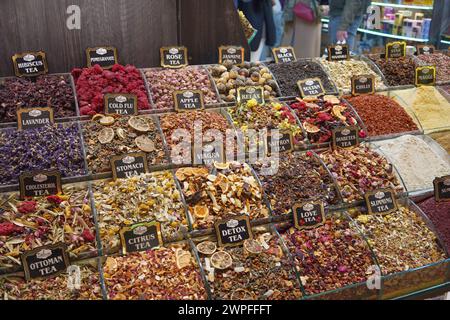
[173,90,205,111]
[434,176,450,202]
[266,131,293,155]
[86,46,118,69]
[17,107,54,130]
[21,243,69,281]
[218,46,244,65]
[386,41,406,59]
[104,94,138,115]
[365,189,398,215]
[192,142,224,165]
[119,221,163,254]
[19,171,62,199]
[110,153,149,180]
[297,78,325,98]
[12,51,48,77]
[415,66,436,86]
[237,86,265,104]
[416,45,435,55]
[272,46,296,63]
[160,46,188,68]
[327,44,349,61]
[292,202,325,230]
[215,215,253,247]
[351,75,375,95]
[332,126,359,149]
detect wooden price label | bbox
[192,142,225,165]
[434,176,450,202]
[218,45,244,65]
[173,90,205,111]
[21,243,69,281]
[86,46,118,69]
[160,46,188,68]
[327,44,349,61]
[119,221,163,254]
[19,170,62,199]
[293,201,325,230]
[266,131,293,155]
[272,46,297,63]
[236,86,265,105]
[110,152,149,180]
[17,107,54,130]
[415,66,436,86]
[104,94,138,115]
[215,215,252,247]
[365,189,398,215]
[12,51,48,77]
[416,44,435,55]
[332,126,360,149]
[351,75,375,95]
[297,78,325,98]
[385,41,406,59]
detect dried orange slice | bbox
[243,239,263,254]
[99,116,115,126]
[214,162,229,170]
[231,289,255,300]
[303,121,320,133]
[98,127,115,144]
[92,114,104,122]
[323,95,340,105]
[196,241,217,255]
[303,96,318,102]
[210,251,233,269]
[176,250,192,269]
[128,116,150,132]
[135,135,155,152]
[194,205,209,219]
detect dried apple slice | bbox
[196,241,217,255]
[98,127,115,144]
[231,289,255,300]
[210,251,233,269]
[213,162,230,170]
[135,135,155,152]
[176,250,193,269]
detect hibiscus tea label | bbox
[292,201,325,230]
[365,189,398,215]
[19,171,62,199]
[110,152,149,180]
[17,107,54,130]
[12,51,48,77]
[86,46,118,69]
[21,243,69,281]
[215,215,252,247]
[119,221,163,254]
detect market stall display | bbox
[416,52,450,84]
[428,131,450,154]
[368,56,416,87]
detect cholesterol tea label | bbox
[19,171,62,199]
[351,75,375,95]
[237,86,265,104]
[292,202,325,230]
[386,41,406,59]
[434,175,450,202]
[192,142,225,165]
[12,51,48,77]
[416,45,435,55]
[218,46,244,65]
[272,46,296,63]
[104,94,138,115]
[415,66,436,86]
[332,126,359,149]
[119,221,163,254]
[160,46,188,68]
[327,44,349,61]
[173,90,205,111]
[365,189,398,215]
[215,215,253,247]
[21,243,69,281]
[297,78,325,98]
[86,46,118,69]
[110,153,149,180]
[17,107,54,130]
[266,131,293,155]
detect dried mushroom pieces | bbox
[368,56,415,87]
[83,115,167,174]
[0,123,86,186]
[353,206,447,274]
[319,146,403,203]
[416,53,450,83]
[176,162,268,230]
[102,247,208,300]
[145,66,219,110]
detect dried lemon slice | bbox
[214,162,229,170]
[105,257,118,271]
[176,250,192,269]
[98,127,115,144]
[92,114,104,122]
[196,241,217,255]
[116,128,126,139]
[194,205,209,218]
[231,289,255,300]
[243,239,263,254]
[323,95,340,105]
[210,251,233,269]
[99,116,115,126]
[303,121,320,133]
[128,116,150,132]
[135,135,155,152]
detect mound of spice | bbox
[416,52,450,83]
[93,171,188,253]
[102,246,207,300]
[83,114,167,173]
[0,123,86,185]
[429,131,450,154]
[267,60,336,97]
[319,145,403,203]
[0,75,76,123]
[145,66,219,110]
[72,64,150,115]
[345,94,418,137]
[176,162,268,230]
[369,56,415,87]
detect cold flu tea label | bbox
[215,215,252,247]
[104,94,138,115]
[351,75,375,95]
[416,45,435,55]
[12,51,48,77]
[17,107,54,130]
[415,66,436,86]
[120,221,163,254]
[21,243,69,281]
[218,46,244,65]
[272,46,296,63]
[293,202,325,230]
[434,176,450,202]
[297,78,325,98]
[86,46,118,69]
[19,171,62,199]
[237,86,265,104]
[266,131,293,154]
[192,142,225,165]
[173,90,205,111]
[327,44,349,61]
[365,189,398,215]
[332,126,359,149]
[110,153,148,180]
[386,41,406,59]
[160,46,188,68]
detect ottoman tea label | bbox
[160,46,188,68]
[12,51,48,77]
[110,153,149,180]
[21,243,69,281]
[192,142,224,165]
[332,126,359,149]
[415,66,436,86]
[104,94,138,115]
[292,201,325,230]
[365,189,398,215]
[272,46,296,63]
[237,86,265,104]
[327,44,349,61]
[351,75,375,95]
[266,131,293,155]
[19,171,62,199]
[218,46,244,65]
[386,41,406,59]
[416,45,435,55]
[215,215,253,247]
[17,107,54,130]
[86,46,118,69]
[297,78,325,98]
[434,175,450,202]
[173,90,205,111]
[119,221,163,254]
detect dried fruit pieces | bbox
[416,52,450,84]
[369,56,415,87]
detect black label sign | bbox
[21,243,69,281]
[119,221,163,254]
[192,142,225,165]
[327,44,349,61]
[215,215,253,247]
[416,45,435,55]
[351,75,375,95]
[110,153,148,180]
[297,78,325,98]
[292,202,325,230]
[365,189,398,215]
[434,176,450,202]
[19,171,62,199]
[218,46,244,65]
[173,90,205,111]
[12,51,48,77]
[86,46,118,69]
[160,46,188,68]
[415,66,436,86]
[386,41,406,59]
[104,94,138,115]
[272,46,297,63]
[237,86,265,104]
[266,131,293,154]
[17,107,54,130]
[332,126,359,149]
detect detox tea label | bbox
[351,75,375,95]
[19,171,62,199]
[292,202,325,230]
[415,66,436,86]
[434,176,450,202]
[17,107,54,130]
[416,45,435,55]
[104,94,138,115]
[173,90,205,111]
[332,126,359,149]
[119,221,163,254]
[86,46,118,69]
[365,189,398,215]
[12,51,48,77]
[266,131,293,154]
[237,86,265,104]
[272,46,296,63]
[218,46,244,65]
[327,44,349,61]
[386,41,406,59]
[160,46,188,68]
[21,243,69,281]
[192,142,224,165]
[297,78,325,98]
[110,153,148,180]
[215,215,252,247]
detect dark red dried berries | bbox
[369,56,416,87]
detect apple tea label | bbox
[192,142,224,165]
[272,46,296,63]
[17,107,54,130]
[415,66,436,86]
[86,46,118,69]
[19,171,62,199]
[218,46,244,65]
[266,131,293,155]
[104,94,138,115]
[160,46,188,68]
[327,44,349,61]
[21,243,69,281]
[237,86,264,104]
[173,90,205,111]
[332,126,359,149]
[365,189,398,215]
[416,45,435,55]
[12,51,48,77]
[386,41,406,59]
[110,153,148,180]
[297,78,325,98]
[215,215,252,247]
[351,75,375,95]
[292,202,325,230]
[119,221,163,254]
[434,176,450,202]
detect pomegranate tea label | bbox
[17,107,54,130]
[119,221,163,254]
[19,171,62,199]
[12,51,48,77]
[215,215,252,247]
[365,189,398,215]
[86,46,118,69]
[110,153,148,180]
[21,243,69,281]
[272,46,296,63]
[160,46,188,68]
[218,46,244,65]
[293,201,325,230]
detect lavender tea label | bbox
[292,202,325,230]
[12,51,48,77]
[173,90,205,111]
[297,78,325,98]
[416,45,435,55]
[272,46,296,63]
[365,189,398,215]
[21,243,69,281]
[192,142,224,165]
[104,94,138,115]
[86,46,118,69]
[19,171,62,199]
[351,75,375,95]
[215,215,252,247]
[160,46,188,68]
[17,107,54,130]
[434,176,450,202]
[237,86,265,104]
[266,131,293,155]
[415,66,436,86]
[386,41,406,59]
[119,221,163,254]
[110,153,148,180]
[332,126,359,149]
[327,44,349,61]
[218,46,244,65]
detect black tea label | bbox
[434,176,450,202]
[104,94,138,115]
[297,78,325,98]
[12,51,48,77]
[21,243,69,281]
[416,45,435,55]
[119,221,163,254]
[86,46,118,69]
[215,215,252,247]
[173,90,205,111]
[365,189,398,215]
[219,46,244,65]
[266,131,293,154]
[332,126,359,149]
[415,66,436,86]
[110,153,149,180]
[237,86,265,105]
[17,107,54,130]
[192,142,225,165]
[19,171,62,199]
[386,41,406,59]
[292,202,325,230]
[327,44,349,61]
[351,75,375,95]
[160,46,188,68]
[272,46,296,63]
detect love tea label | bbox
[110,153,149,180]
[332,126,359,149]
[415,66,436,86]
[327,44,349,61]
[12,51,48,77]
[119,221,163,254]
[266,131,293,154]
[192,142,225,165]
[215,216,253,247]
[236,86,265,105]
[86,46,118,69]
[17,107,54,130]
[21,243,69,281]
[218,46,244,65]
[173,90,205,111]
[351,75,375,95]
[19,171,62,199]
[297,78,325,98]
[272,46,297,63]
[292,202,325,230]
[104,94,138,115]
[416,45,435,55]
[160,46,188,68]
[386,41,406,59]
[365,189,398,215]
[434,176,450,202]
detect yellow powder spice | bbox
[429,131,450,154]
